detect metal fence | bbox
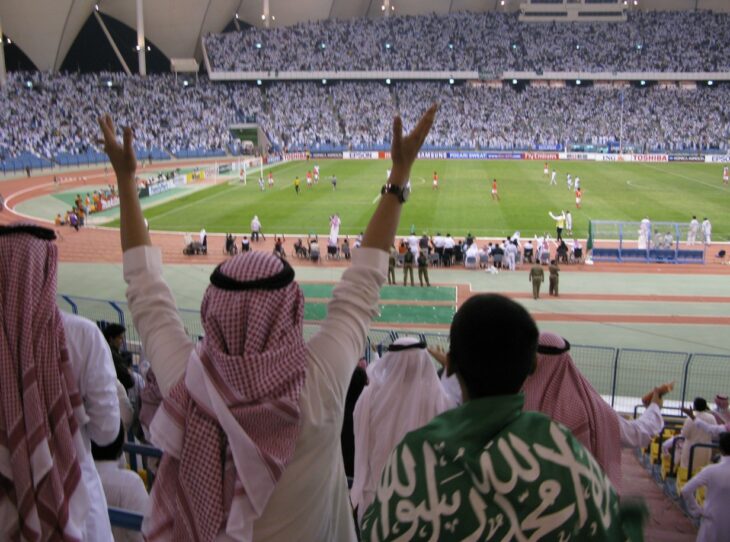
[57,294,730,412]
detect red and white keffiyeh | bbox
[0,224,90,540]
[143,251,308,542]
[522,332,623,491]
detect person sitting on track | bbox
[98,104,437,541]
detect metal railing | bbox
[57,293,730,412]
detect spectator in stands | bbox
[351,338,454,520]
[0,224,118,541]
[92,423,150,542]
[712,394,730,424]
[680,432,730,542]
[522,332,664,492]
[680,397,719,475]
[341,366,368,479]
[360,294,639,540]
[104,323,135,391]
[98,104,437,541]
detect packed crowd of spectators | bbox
[2,75,728,159]
[0,72,263,159]
[205,11,730,73]
[264,81,730,152]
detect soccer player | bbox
[543,162,549,176]
[550,169,557,186]
[566,173,573,190]
[723,166,729,185]
[294,176,301,195]
[432,171,439,190]
[331,174,337,191]
[268,172,275,188]
[491,178,500,201]
[575,187,582,209]
[306,171,313,188]
[313,164,320,183]
[239,165,246,185]
[702,217,712,245]
[575,176,581,191]
[688,216,699,245]
[258,175,265,191]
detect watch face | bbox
[401,184,410,202]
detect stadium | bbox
[1,0,729,540]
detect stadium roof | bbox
[1,0,728,72]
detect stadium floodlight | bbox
[320,42,326,49]
[235,13,239,19]
[500,0,505,5]
[25,81,33,89]
[183,80,189,87]
[261,14,266,20]
[94,4,99,11]
[322,79,327,85]
[512,79,518,85]
[385,42,391,50]
[5,38,11,45]
[632,0,638,4]
[256,79,262,85]
[640,80,646,86]
[708,80,714,86]
[255,42,262,49]
[106,80,113,88]
[381,4,386,10]
[385,78,391,85]
[448,42,454,50]
[575,44,580,50]
[146,46,151,51]
[636,44,642,50]
[134,45,140,51]
[576,79,582,85]
[449,78,455,85]
[511,44,517,50]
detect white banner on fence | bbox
[343,151,379,160]
[705,154,730,163]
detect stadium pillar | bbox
[0,16,7,88]
[263,0,271,28]
[383,0,392,17]
[136,0,147,76]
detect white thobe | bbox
[680,456,730,542]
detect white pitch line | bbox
[637,163,726,192]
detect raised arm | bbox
[98,115,150,251]
[362,105,437,251]
[99,115,192,395]
[309,105,437,396]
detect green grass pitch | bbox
[105,159,730,240]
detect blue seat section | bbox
[592,247,704,264]
[0,151,54,173]
[134,147,171,161]
[54,151,109,167]
[172,149,227,159]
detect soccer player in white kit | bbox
[550,170,557,186]
[258,175,265,191]
[566,173,573,190]
[723,166,729,185]
[688,216,699,245]
[314,165,320,184]
[702,218,712,245]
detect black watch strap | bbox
[381,183,405,203]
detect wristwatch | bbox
[381,183,410,203]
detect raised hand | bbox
[98,115,137,183]
[389,104,437,186]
